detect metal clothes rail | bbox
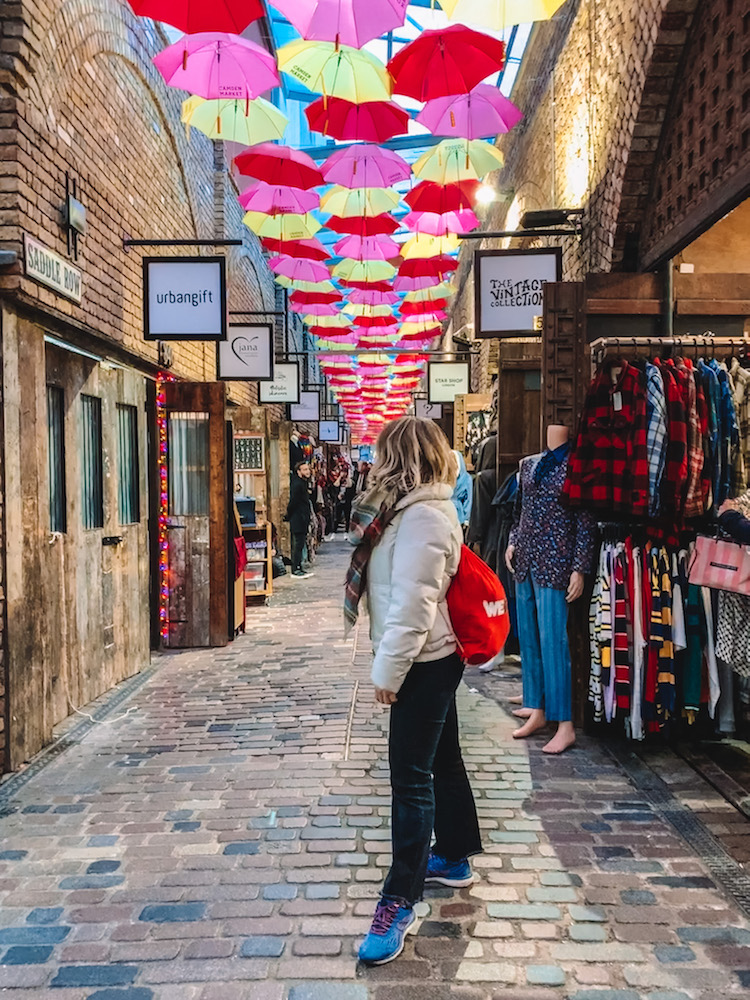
[590,334,750,374]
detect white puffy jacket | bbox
[367,483,463,693]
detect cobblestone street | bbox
[0,540,749,999]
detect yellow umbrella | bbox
[404,282,455,302]
[181,96,288,144]
[315,339,357,351]
[332,259,396,282]
[412,138,504,184]
[303,314,351,328]
[274,277,338,294]
[277,40,391,103]
[243,211,321,240]
[440,0,566,30]
[320,186,400,218]
[401,234,461,259]
[343,303,394,318]
[400,319,443,338]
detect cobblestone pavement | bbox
[1,540,749,1000]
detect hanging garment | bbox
[630,545,645,741]
[645,362,668,516]
[613,548,631,712]
[712,360,740,506]
[679,363,707,518]
[716,590,750,679]
[730,359,750,479]
[701,587,721,718]
[656,547,676,725]
[588,547,606,724]
[683,583,706,719]
[698,360,721,510]
[654,361,688,516]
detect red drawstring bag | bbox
[446,545,510,665]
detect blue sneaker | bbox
[425,852,473,887]
[358,898,416,965]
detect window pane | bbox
[47,385,66,533]
[168,413,209,516]
[117,404,140,524]
[81,394,103,530]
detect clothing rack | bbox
[590,334,750,375]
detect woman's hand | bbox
[374,686,397,705]
[505,545,516,574]
[719,499,739,515]
[566,570,584,603]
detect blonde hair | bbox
[368,416,456,504]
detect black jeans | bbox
[382,653,482,905]
[290,531,306,573]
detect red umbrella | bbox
[261,237,329,261]
[398,256,458,278]
[404,180,480,214]
[339,279,394,292]
[128,0,263,35]
[290,291,342,305]
[234,143,323,190]
[324,214,399,236]
[387,24,506,102]
[305,97,410,142]
[400,299,449,315]
[353,315,398,328]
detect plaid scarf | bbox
[343,490,397,637]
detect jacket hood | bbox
[395,482,454,510]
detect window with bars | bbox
[80,394,104,530]
[117,404,140,525]
[47,385,66,533]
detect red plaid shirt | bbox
[563,361,649,516]
[679,362,706,519]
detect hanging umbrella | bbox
[439,0,566,31]
[393,274,444,292]
[239,182,319,215]
[277,40,391,103]
[304,314,351,328]
[347,288,400,306]
[404,282,455,301]
[181,95,288,144]
[322,145,411,189]
[304,96,409,142]
[271,0,408,49]
[274,277,338,293]
[399,254,459,276]
[400,299,449,316]
[340,278,395,291]
[325,214,399,236]
[321,186,400,218]
[235,143,323,190]
[387,24,505,102]
[261,237,329,260]
[344,302,394,317]
[417,83,523,139]
[290,290,342,306]
[332,259,396,282]
[334,234,401,260]
[128,0,263,32]
[243,211,321,240]
[269,255,331,283]
[401,234,461,258]
[402,209,479,236]
[412,138,504,183]
[154,33,279,100]
[290,301,342,316]
[354,315,399,328]
[404,180,480,214]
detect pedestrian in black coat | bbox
[286,462,313,577]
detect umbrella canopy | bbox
[275,277,338,293]
[404,180,480,214]
[332,259,396,282]
[439,0,566,30]
[128,0,263,33]
[401,234,460,259]
[344,302,394,317]
[404,282,455,301]
[399,255,458,277]
[261,237,329,260]
[413,138,504,183]
[340,278,395,291]
[268,255,331,283]
[417,83,523,139]
[277,40,391,103]
[333,233,401,260]
[400,299,449,315]
[393,274,445,292]
[304,96,409,141]
[325,214,399,236]
[239,182,319,215]
[290,301,342,316]
[290,290,342,305]
[234,143,323,190]
[303,313,351,328]
[347,288,400,305]
[402,208,479,235]
[321,186,400,218]
[271,0,408,49]
[322,145,411,189]
[387,24,505,102]
[354,314,399,328]
[181,95,287,144]
[154,33,279,101]
[243,211,321,240]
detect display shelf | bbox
[242,522,273,603]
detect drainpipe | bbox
[663,257,674,340]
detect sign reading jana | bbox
[24,235,82,303]
[218,324,274,381]
[143,256,226,341]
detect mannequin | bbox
[505,424,595,754]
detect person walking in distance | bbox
[286,461,313,578]
[344,416,482,966]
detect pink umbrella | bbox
[154,33,279,100]
[402,208,479,235]
[271,0,408,50]
[322,144,411,189]
[268,255,331,283]
[393,274,443,292]
[417,83,523,139]
[289,302,342,316]
[334,234,401,260]
[239,182,320,214]
[347,288,400,306]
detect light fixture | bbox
[520,209,584,229]
[475,184,497,206]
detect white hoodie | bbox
[366,482,462,693]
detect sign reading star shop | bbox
[143,256,226,341]
[218,324,274,381]
[475,248,561,339]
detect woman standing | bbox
[344,417,482,966]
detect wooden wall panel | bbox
[542,282,587,431]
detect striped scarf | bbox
[343,490,397,637]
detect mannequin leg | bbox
[537,583,575,754]
[512,577,547,738]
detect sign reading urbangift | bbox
[143,256,226,341]
[218,324,274,381]
[475,248,561,338]
[24,235,82,303]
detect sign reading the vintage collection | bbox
[475,248,561,338]
[259,362,300,404]
[290,390,321,423]
[143,256,226,341]
[218,324,274,381]
[23,235,82,303]
[415,399,443,420]
[428,362,470,403]
[319,419,341,443]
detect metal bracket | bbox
[122,238,243,250]
[102,535,123,546]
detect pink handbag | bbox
[688,535,750,595]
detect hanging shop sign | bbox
[474,248,562,339]
[218,324,274,381]
[290,390,321,422]
[23,234,82,303]
[351,447,361,461]
[319,419,342,443]
[259,362,300,404]
[428,362,470,403]
[416,398,444,420]
[143,256,226,341]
